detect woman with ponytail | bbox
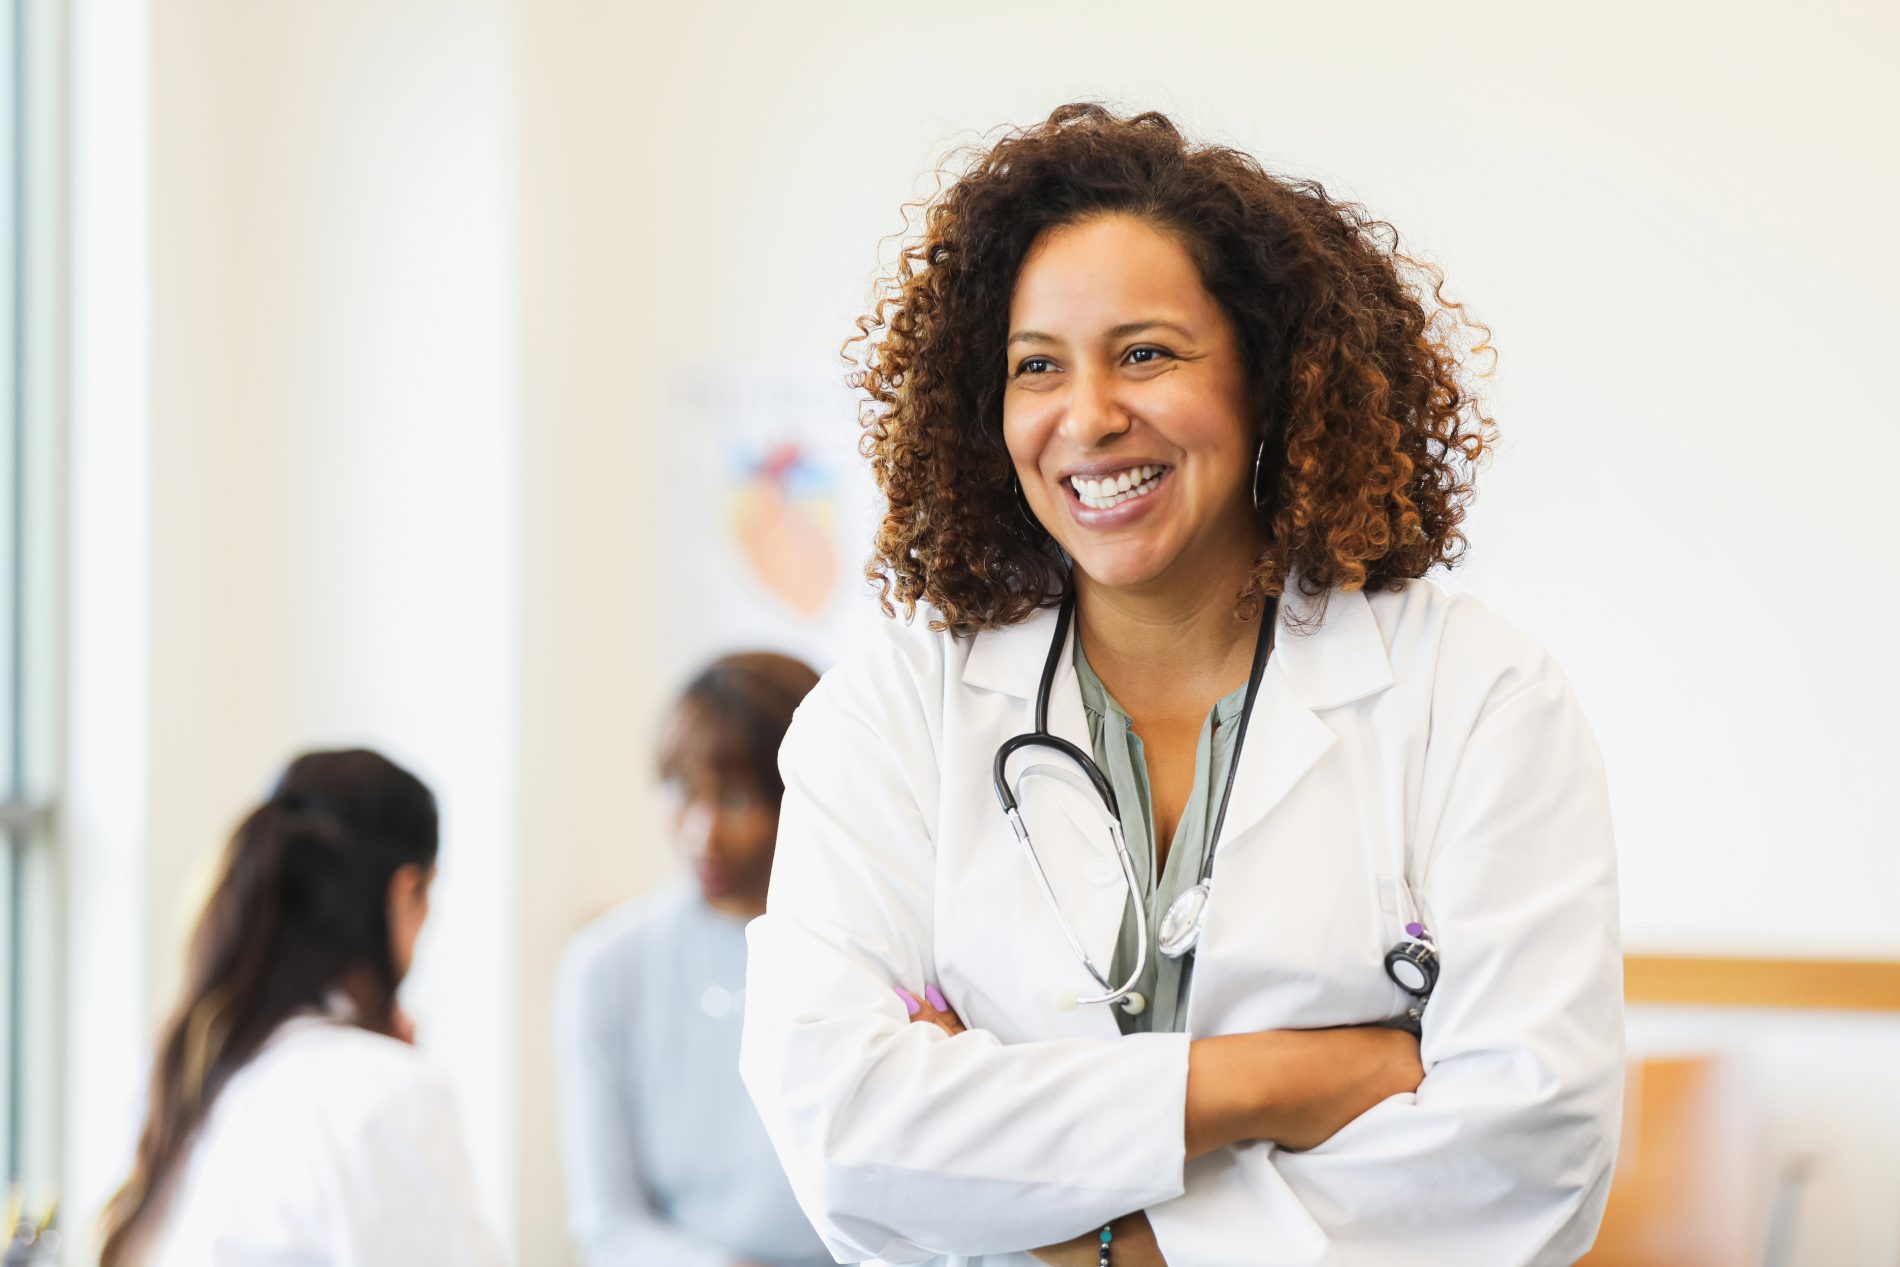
[98,748,506,1267]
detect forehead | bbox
[1008,214,1218,335]
[658,699,765,789]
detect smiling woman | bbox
[1003,215,1261,617]
[848,102,1493,638]
[744,103,1622,1267]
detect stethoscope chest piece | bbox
[1157,882,1211,959]
[1384,922,1439,999]
[994,590,1277,1012]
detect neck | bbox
[334,965,392,1031]
[706,891,768,921]
[1074,534,1266,717]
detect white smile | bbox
[1068,464,1166,511]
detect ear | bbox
[388,862,431,912]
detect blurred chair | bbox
[1579,1055,1801,1267]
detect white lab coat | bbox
[741,579,1624,1267]
[142,1015,509,1267]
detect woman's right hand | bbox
[894,984,966,1037]
[1186,1025,1423,1158]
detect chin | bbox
[1069,543,1177,592]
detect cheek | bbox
[398,892,426,942]
[1002,404,1068,531]
[1001,396,1054,474]
[737,811,779,863]
[1158,389,1252,479]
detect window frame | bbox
[1,0,65,1201]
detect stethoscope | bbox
[991,590,1440,1021]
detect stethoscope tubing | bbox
[992,591,1275,1007]
[992,587,1437,1017]
[1189,593,1277,892]
[999,800,1148,1003]
[991,598,1149,1007]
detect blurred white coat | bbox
[144,1015,508,1267]
[741,580,1625,1267]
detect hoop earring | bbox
[1010,474,1043,536]
[1251,438,1270,511]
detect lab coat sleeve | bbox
[1147,676,1624,1267]
[741,658,1193,1264]
[553,939,737,1267]
[318,1055,511,1267]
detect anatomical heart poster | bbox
[658,366,887,679]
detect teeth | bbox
[1070,465,1165,510]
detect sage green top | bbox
[1073,641,1249,1037]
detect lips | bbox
[1052,463,1173,532]
[694,860,732,895]
[1066,463,1168,510]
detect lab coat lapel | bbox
[1212,588,1394,857]
[1214,668,1337,857]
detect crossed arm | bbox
[748,654,1621,1265]
[893,987,1425,1267]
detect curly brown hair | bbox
[847,103,1495,636]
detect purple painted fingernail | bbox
[893,986,921,1017]
[1405,922,1425,938]
[925,984,948,1012]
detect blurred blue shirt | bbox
[555,882,831,1267]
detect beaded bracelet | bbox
[1098,1222,1113,1265]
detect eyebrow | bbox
[1006,319,1195,348]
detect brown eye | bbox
[1125,345,1172,365]
[1014,356,1057,377]
[718,787,762,814]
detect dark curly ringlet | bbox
[846,102,1495,635]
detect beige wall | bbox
[76,3,676,1261]
[65,1,1898,1264]
[138,0,531,1248]
[559,0,1900,959]
[514,3,677,1256]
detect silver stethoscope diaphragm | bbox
[1156,882,1211,959]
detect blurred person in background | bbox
[96,749,507,1267]
[555,652,829,1267]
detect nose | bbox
[677,800,716,859]
[1061,363,1130,448]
